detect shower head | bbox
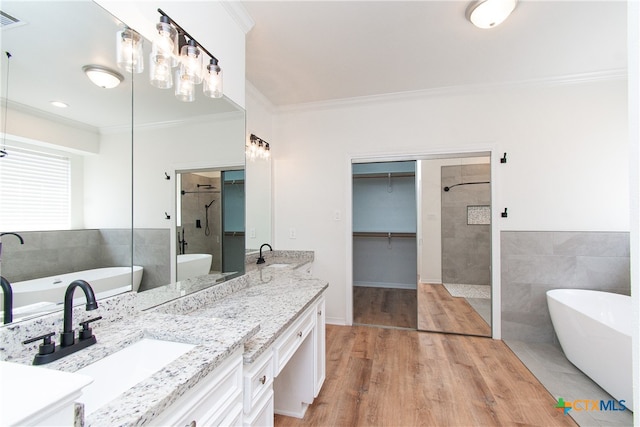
[205,200,215,208]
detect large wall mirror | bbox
[0,0,255,323]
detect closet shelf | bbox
[224,231,245,237]
[353,232,416,238]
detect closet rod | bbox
[353,232,416,238]
[352,173,415,179]
[223,231,245,237]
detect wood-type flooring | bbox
[274,325,577,427]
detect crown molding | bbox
[274,69,628,115]
[221,1,255,35]
[246,80,277,115]
[2,99,99,134]
[100,110,245,135]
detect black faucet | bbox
[0,231,24,259]
[257,243,273,264]
[23,280,101,365]
[178,228,188,255]
[61,280,99,346]
[1,276,13,324]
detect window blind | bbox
[0,145,71,231]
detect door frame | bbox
[345,147,502,339]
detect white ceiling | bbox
[241,1,628,107]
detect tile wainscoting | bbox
[501,231,630,344]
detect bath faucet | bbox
[61,280,99,346]
[23,280,101,365]
[0,232,24,259]
[178,229,188,255]
[1,276,13,324]
[257,243,273,264]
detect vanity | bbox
[0,252,327,426]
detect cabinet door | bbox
[314,296,326,397]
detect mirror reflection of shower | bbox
[205,199,215,236]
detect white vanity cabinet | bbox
[314,296,326,397]
[242,349,274,427]
[150,347,244,427]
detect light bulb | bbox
[116,28,143,73]
[203,59,223,98]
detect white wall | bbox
[245,83,275,249]
[96,0,248,109]
[271,79,628,325]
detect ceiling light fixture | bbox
[82,65,124,89]
[466,0,517,29]
[246,134,271,161]
[50,101,68,108]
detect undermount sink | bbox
[266,263,290,268]
[75,338,195,415]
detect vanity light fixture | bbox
[116,28,144,73]
[466,0,517,29]
[82,65,124,89]
[138,9,224,102]
[247,134,271,161]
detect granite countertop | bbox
[184,266,328,364]
[14,312,259,427]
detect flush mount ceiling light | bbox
[466,0,517,29]
[82,65,124,89]
[50,101,68,108]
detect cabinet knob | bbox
[259,375,267,385]
[317,310,322,316]
[297,331,303,338]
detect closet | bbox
[352,161,417,328]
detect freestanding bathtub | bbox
[11,266,144,309]
[177,253,213,281]
[547,289,632,408]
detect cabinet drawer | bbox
[243,350,274,413]
[244,389,274,427]
[150,348,243,426]
[273,307,315,376]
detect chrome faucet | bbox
[23,280,101,365]
[1,276,13,324]
[257,243,273,264]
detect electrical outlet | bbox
[289,228,297,239]
[250,227,256,238]
[334,210,341,221]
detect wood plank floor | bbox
[353,286,417,329]
[418,283,491,337]
[275,325,577,427]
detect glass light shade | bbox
[153,17,178,67]
[175,69,195,102]
[149,53,173,89]
[179,40,203,84]
[467,0,517,29]
[203,60,223,98]
[116,28,144,73]
[83,65,124,89]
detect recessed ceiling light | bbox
[50,101,68,108]
[466,0,517,29]
[82,65,124,89]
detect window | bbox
[0,145,71,231]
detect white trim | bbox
[3,100,99,134]
[274,69,626,114]
[354,282,417,290]
[346,146,501,339]
[246,81,278,115]
[220,1,255,34]
[101,110,245,135]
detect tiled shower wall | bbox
[441,164,491,286]
[501,231,630,345]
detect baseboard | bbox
[354,281,416,290]
[326,317,348,326]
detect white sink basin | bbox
[75,338,195,415]
[266,263,290,268]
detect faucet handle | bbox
[23,332,56,355]
[78,316,102,340]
